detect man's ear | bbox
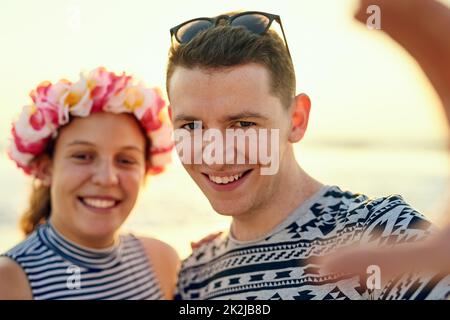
[34,156,53,187]
[288,93,311,143]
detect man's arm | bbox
[355,0,450,126]
[319,1,450,295]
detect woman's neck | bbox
[48,217,118,249]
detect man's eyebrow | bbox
[224,112,269,121]
[173,114,201,123]
[173,112,269,123]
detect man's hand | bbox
[190,231,223,250]
[319,226,450,281]
[355,0,450,126]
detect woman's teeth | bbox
[82,198,116,209]
[208,173,244,184]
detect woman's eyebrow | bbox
[121,146,143,152]
[67,140,95,146]
[67,141,142,152]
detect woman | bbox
[0,67,179,299]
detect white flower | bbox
[8,141,34,167]
[104,88,131,114]
[151,151,172,168]
[14,105,54,144]
[47,80,71,106]
[59,75,93,123]
[133,87,161,120]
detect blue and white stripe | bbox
[2,223,163,300]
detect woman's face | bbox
[46,112,147,248]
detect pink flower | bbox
[30,80,70,126]
[11,125,49,155]
[140,107,161,132]
[134,87,167,131]
[30,81,52,105]
[88,68,131,112]
[7,141,35,174]
[13,105,55,144]
[149,122,173,150]
[31,80,70,111]
[148,151,172,175]
[28,101,60,131]
[9,67,173,176]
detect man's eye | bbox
[182,122,201,130]
[236,121,255,128]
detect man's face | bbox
[169,63,297,217]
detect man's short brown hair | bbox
[166,24,296,108]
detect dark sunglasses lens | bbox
[177,20,213,43]
[231,13,270,34]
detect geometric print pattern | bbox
[175,185,449,300]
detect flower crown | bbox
[8,67,173,176]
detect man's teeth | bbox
[208,173,244,184]
[82,198,116,209]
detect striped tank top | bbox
[2,223,164,300]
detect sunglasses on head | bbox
[170,11,291,58]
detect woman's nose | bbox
[91,159,119,186]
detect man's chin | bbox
[210,201,248,217]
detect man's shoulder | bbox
[320,186,429,229]
[180,231,229,270]
[317,185,378,216]
[357,193,434,245]
[302,185,391,229]
[305,186,433,244]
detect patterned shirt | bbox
[175,185,450,300]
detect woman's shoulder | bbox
[136,236,180,299]
[0,257,33,299]
[137,237,179,259]
[0,230,43,299]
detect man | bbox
[166,11,449,299]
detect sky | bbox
[1,0,449,149]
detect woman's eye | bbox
[72,153,93,161]
[182,122,201,130]
[236,121,255,128]
[118,157,137,165]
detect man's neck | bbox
[230,160,323,242]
